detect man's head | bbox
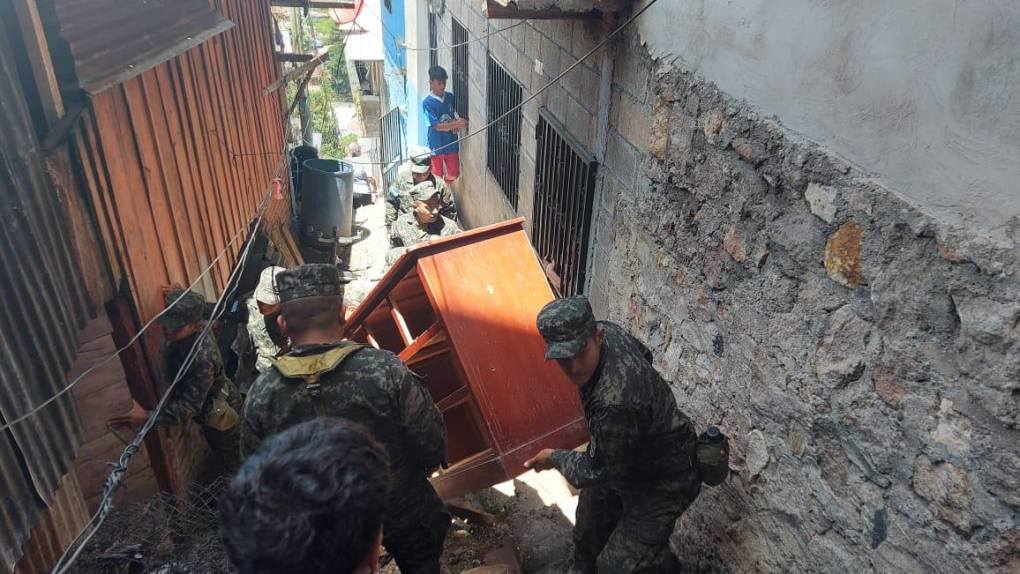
[410,181,442,224]
[253,266,285,316]
[537,296,604,386]
[275,264,345,343]
[409,145,432,182]
[347,142,362,157]
[158,289,205,342]
[428,65,448,96]
[219,418,390,574]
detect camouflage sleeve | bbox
[385,198,398,225]
[438,183,458,221]
[394,361,445,470]
[155,349,217,427]
[550,406,635,489]
[239,374,273,458]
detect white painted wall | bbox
[636,0,1020,246]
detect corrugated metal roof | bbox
[51,0,235,94]
[0,27,89,573]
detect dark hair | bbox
[279,295,343,336]
[219,418,390,574]
[428,65,448,81]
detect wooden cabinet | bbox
[344,219,588,499]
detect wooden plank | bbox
[122,77,191,286]
[275,52,314,63]
[177,52,233,286]
[261,51,329,96]
[11,0,64,123]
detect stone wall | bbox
[590,59,1020,571]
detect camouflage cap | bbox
[276,264,343,303]
[158,289,206,330]
[409,180,441,202]
[408,145,432,174]
[536,296,596,360]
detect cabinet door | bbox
[415,226,588,479]
[346,220,589,499]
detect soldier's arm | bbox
[394,361,446,471]
[438,184,458,221]
[239,381,269,458]
[550,406,634,489]
[385,197,398,225]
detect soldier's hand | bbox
[524,448,557,472]
[108,400,150,429]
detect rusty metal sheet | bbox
[50,0,235,94]
[0,26,89,572]
[71,0,291,492]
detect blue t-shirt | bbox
[423,92,459,154]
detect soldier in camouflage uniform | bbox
[386,145,457,227]
[241,264,450,573]
[525,297,701,574]
[386,181,462,265]
[111,289,242,474]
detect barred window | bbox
[451,18,469,120]
[428,11,439,69]
[486,55,522,210]
[532,112,598,296]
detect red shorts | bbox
[430,152,460,182]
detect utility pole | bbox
[290,7,313,145]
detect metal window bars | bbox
[451,18,469,120]
[379,106,405,190]
[428,11,439,69]
[532,111,598,296]
[486,55,523,211]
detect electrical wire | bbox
[357,1,527,52]
[0,221,253,435]
[50,152,288,574]
[312,0,665,166]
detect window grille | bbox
[428,12,439,69]
[486,56,522,210]
[379,107,405,189]
[532,112,599,296]
[451,18,469,120]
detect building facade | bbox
[427,0,1019,571]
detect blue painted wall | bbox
[380,0,409,155]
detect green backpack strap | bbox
[272,343,366,416]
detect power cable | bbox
[0,217,258,434]
[50,152,288,574]
[356,1,527,52]
[310,0,664,166]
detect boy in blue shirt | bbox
[423,66,467,184]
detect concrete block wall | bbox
[438,1,611,236]
[590,38,1020,572]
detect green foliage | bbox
[294,12,356,158]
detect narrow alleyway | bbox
[344,187,580,574]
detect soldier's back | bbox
[242,344,412,467]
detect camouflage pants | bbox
[383,473,451,574]
[573,482,699,574]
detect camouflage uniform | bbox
[537,297,701,574]
[241,265,450,573]
[246,297,281,374]
[157,291,243,473]
[387,182,462,264]
[386,169,457,226]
